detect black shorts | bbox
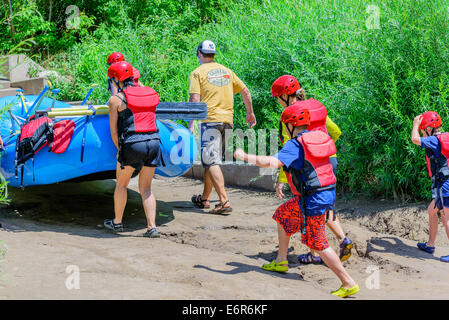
[121,139,162,170]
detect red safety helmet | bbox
[108,61,134,81]
[107,52,125,65]
[271,75,301,97]
[420,111,443,130]
[280,102,311,127]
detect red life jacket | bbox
[286,131,337,196]
[303,99,328,134]
[118,86,159,139]
[15,114,75,187]
[425,132,449,181]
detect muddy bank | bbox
[0,177,448,299]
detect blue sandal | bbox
[298,252,323,265]
[440,255,449,263]
[417,242,435,254]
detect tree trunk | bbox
[48,0,52,22]
[7,0,16,42]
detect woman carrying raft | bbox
[104,61,162,238]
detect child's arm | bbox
[411,115,423,146]
[326,116,342,142]
[234,148,284,169]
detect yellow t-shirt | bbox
[189,62,246,124]
[278,116,341,183]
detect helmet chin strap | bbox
[286,123,295,138]
[280,95,291,107]
[112,78,122,93]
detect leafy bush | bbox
[189,0,449,200]
[11,0,449,200]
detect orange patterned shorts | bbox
[272,196,329,251]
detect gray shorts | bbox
[200,122,233,167]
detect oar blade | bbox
[156,102,207,120]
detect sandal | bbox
[262,260,289,273]
[440,255,449,263]
[417,242,435,254]
[191,194,210,209]
[298,252,323,265]
[209,200,232,215]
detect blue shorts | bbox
[434,197,449,210]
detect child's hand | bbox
[234,148,246,160]
[275,182,285,199]
[413,115,423,128]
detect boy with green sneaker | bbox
[234,103,359,297]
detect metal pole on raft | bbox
[51,89,60,109]
[81,84,98,106]
[25,80,53,117]
[16,89,27,114]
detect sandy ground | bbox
[0,176,448,300]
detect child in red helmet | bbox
[271,75,353,264]
[107,52,142,95]
[411,111,449,263]
[234,104,359,298]
[105,61,162,238]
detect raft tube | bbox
[0,95,198,187]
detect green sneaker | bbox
[331,284,360,298]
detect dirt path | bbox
[0,177,448,299]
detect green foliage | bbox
[189,0,449,200]
[0,0,94,55]
[7,0,449,200]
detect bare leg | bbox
[318,247,356,288]
[326,212,345,242]
[207,165,229,206]
[114,166,134,224]
[138,167,157,230]
[441,206,449,240]
[427,200,439,247]
[276,223,291,262]
[201,167,213,206]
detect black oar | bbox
[155,102,207,120]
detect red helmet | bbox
[107,52,125,65]
[280,102,311,127]
[108,61,134,81]
[132,67,141,80]
[271,75,301,97]
[420,111,443,130]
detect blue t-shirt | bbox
[274,132,336,216]
[421,135,449,197]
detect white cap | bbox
[197,40,217,54]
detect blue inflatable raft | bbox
[0,90,205,188]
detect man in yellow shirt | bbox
[189,40,256,214]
